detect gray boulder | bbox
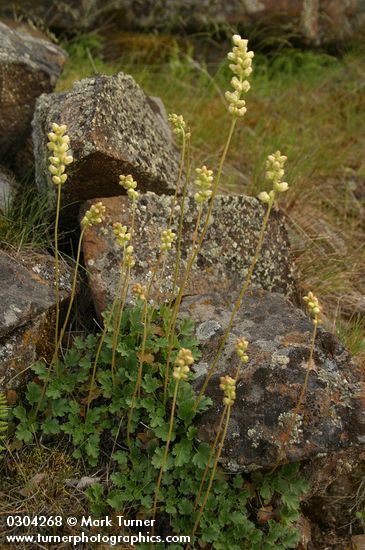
[0,22,67,167]
[80,192,297,317]
[33,73,181,212]
[0,250,72,391]
[179,289,365,471]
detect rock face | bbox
[178,290,365,471]
[0,166,19,212]
[0,251,72,391]
[33,73,180,212]
[80,192,296,316]
[0,22,67,167]
[2,1,365,45]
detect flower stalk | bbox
[195,151,289,409]
[152,349,194,527]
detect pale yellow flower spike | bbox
[303,291,322,325]
[194,166,214,205]
[258,150,289,205]
[168,113,187,138]
[81,202,106,228]
[160,228,176,251]
[236,337,249,364]
[119,174,139,202]
[226,35,254,118]
[219,375,236,406]
[112,223,131,247]
[173,348,194,381]
[47,122,73,186]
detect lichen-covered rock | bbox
[0,166,19,212]
[0,22,67,167]
[80,192,296,317]
[33,73,180,213]
[0,251,72,390]
[178,289,365,471]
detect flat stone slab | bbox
[0,21,67,164]
[81,193,297,316]
[33,73,181,210]
[179,290,365,471]
[0,251,73,390]
[0,251,72,338]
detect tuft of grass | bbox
[336,315,365,357]
[0,185,52,252]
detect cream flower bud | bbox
[258,191,270,204]
[82,201,106,228]
[160,228,176,251]
[303,291,321,324]
[113,223,131,247]
[194,165,214,204]
[275,181,289,193]
[173,348,194,381]
[132,283,147,301]
[168,113,187,138]
[259,151,289,204]
[236,337,249,363]
[127,188,139,201]
[219,375,236,406]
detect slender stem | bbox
[56,226,86,354]
[193,406,227,513]
[191,404,231,540]
[111,253,128,382]
[54,183,62,372]
[127,253,164,446]
[168,133,186,228]
[152,379,180,526]
[163,207,202,404]
[172,118,237,321]
[169,133,191,300]
[33,186,68,419]
[85,263,126,415]
[111,265,131,382]
[193,355,243,514]
[163,118,237,404]
[111,201,136,381]
[195,199,273,409]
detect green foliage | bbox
[0,391,8,455]
[14,301,308,547]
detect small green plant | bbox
[0,392,8,456]
[13,302,308,548]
